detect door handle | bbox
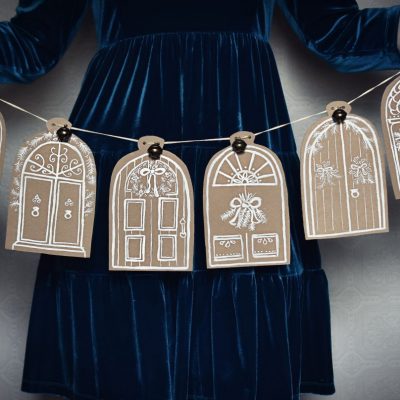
[179,217,186,238]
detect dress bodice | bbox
[92,0,274,48]
[76,0,400,66]
[0,0,399,85]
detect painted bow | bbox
[140,163,166,197]
[221,192,267,231]
[349,156,374,185]
[315,161,340,189]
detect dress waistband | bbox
[97,30,268,52]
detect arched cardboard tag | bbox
[381,76,400,199]
[203,132,290,269]
[301,102,388,239]
[109,136,194,271]
[0,112,6,177]
[5,118,97,257]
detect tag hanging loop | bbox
[148,143,163,159]
[138,136,165,160]
[230,131,255,154]
[56,125,72,143]
[326,101,351,124]
[46,117,73,142]
[232,138,247,154]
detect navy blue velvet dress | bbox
[1,1,400,399]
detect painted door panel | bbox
[20,176,53,243]
[125,235,145,262]
[53,181,82,245]
[125,199,145,230]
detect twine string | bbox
[1,70,399,145]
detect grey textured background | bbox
[0,1,399,399]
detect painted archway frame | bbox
[381,76,400,199]
[301,107,388,239]
[204,133,290,269]
[5,126,96,257]
[109,136,194,271]
[0,112,6,177]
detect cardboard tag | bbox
[0,112,6,176]
[301,101,388,239]
[381,76,400,199]
[109,136,194,271]
[5,118,96,257]
[203,132,290,269]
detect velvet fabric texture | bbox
[1,1,400,399]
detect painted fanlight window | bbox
[6,120,96,257]
[381,76,400,199]
[301,102,388,239]
[204,132,290,269]
[110,136,194,271]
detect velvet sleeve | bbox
[276,0,400,72]
[0,0,88,83]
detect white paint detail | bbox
[125,235,145,262]
[384,78,400,192]
[124,199,145,231]
[213,235,244,261]
[157,234,177,262]
[10,135,95,255]
[302,115,387,239]
[158,197,178,230]
[212,149,277,186]
[111,152,192,271]
[220,192,267,231]
[205,145,289,268]
[251,233,279,258]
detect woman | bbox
[1,1,399,399]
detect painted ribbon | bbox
[315,161,340,189]
[221,192,267,231]
[349,157,374,184]
[140,164,166,197]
